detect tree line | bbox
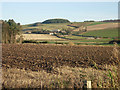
[42,19,70,24]
[101,19,120,22]
[1,19,22,43]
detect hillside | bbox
[22,23,74,32]
[20,21,119,45]
[22,21,118,33]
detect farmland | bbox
[82,28,118,38]
[1,1,120,89]
[86,23,118,31]
[2,44,120,88]
[21,34,62,40]
[20,21,119,46]
[22,22,117,32]
[87,22,110,26]
[2,19,120,89]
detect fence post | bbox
[83,80,92,89]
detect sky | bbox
[1,2,118,25]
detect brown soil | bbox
[2,44,120,73]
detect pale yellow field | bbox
[73,23,118,32]
[21,34,61,40]
[87,23,118,31]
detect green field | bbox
[28,37,113,45]
[71,38,113,43]
[28,39,114,46]
[64,35,86,39]
[82,28,118,38]
[87,22,110,26]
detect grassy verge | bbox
[22,39,116,46]
[2,65,119,88]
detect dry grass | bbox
[112,42,120,88]
[2,64,119,88]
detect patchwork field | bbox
[2,44,120,88]
[21,22,119,46]
[22,22,118,32]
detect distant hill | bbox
[26,22,42,27]
[42,19,70,24]
[101,19,120,22]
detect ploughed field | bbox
[2,44,120,73]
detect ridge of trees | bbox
[42,19,70,24]
[1,19,21,43]
[101,19,120,22]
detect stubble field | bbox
[2,44,120,88]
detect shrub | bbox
[68,42,75,46]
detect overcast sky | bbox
[1,1,118,25]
